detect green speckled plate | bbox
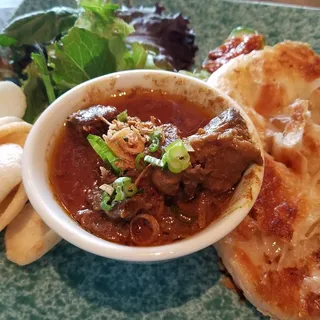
[0,1,319,319]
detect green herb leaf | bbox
[0,35,17,47]
[131,43,148,69]
[76,0,134,39]
[117,110,128,122]
[87,134,120,174]
[31,52,56,104]
[3,7,78,45]
[22,62,49,123]
[49,27,116,90]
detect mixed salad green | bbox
[0,0,263,125]
[0,1,198,123]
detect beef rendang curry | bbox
[49,90,262,246]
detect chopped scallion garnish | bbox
[123,183,138,197]
[135,152,145,170]
[100,176,138,212]
[163,139,191,173]
[87,134,120,174]
[148,129,161,152]
[144,155,164,167]
[144,139,191,173]
[101,192,112,211]
[117,110,128,122]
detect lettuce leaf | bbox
[2,7,78,45]
[117,4,198,71]
[0,35,17,47]
[49,27,116,90]
[76,0,134,39]
[0,1,198,123]
[22,62,49,123]
[31,52,56,103]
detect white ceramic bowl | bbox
[22,70,264,262]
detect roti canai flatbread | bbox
[208,41,320,319]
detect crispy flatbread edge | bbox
[5,203,62,266]
[215,243,287,320]
[0,183,28,232]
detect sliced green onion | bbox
[113,177,129,202]
[123,183,138,197]
[87,134,120,174]
[148,129,161,152]
[100,177,138,213]
[113,177,131,185]
[227,26,258,39]
[101,192,112,211]
[114,185,126,202]
[117,110,128,122]
[135,152,145,170]
[144,155,164,167]
[149,136,160,152]
[164,139,190,174]
[113,177,137,200]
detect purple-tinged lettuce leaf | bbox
[117,4,198,71]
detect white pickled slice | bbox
[0,143,23,203]
[0,81,27,118]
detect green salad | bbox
[0,0,262,124]
[0,1,199,123]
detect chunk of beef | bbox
[144,123,181,158]
[151,108,262,198]
[186,108,263,193]
[106,195,152,220]
[151,167,181,196]
[66,105,118,137]
[181,165,202,200]
[160,123,181,148]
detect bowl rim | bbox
[22,69,264,262]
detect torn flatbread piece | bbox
[5,203,62,266]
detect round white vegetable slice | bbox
[0,81,27,118]
[0,143,23,203]
[5,203,62,266]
